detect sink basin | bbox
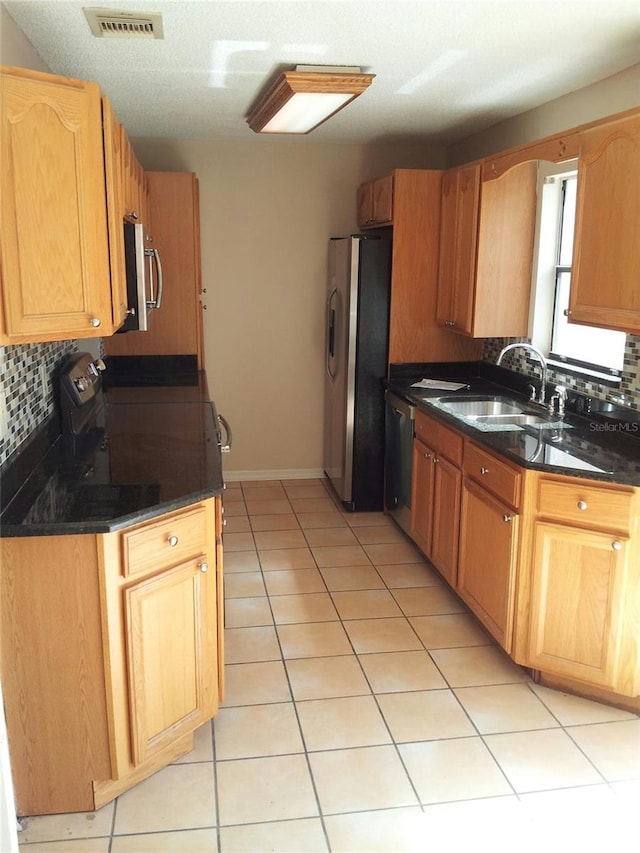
[473,413,551,426]
[438,396,526,417]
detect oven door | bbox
[118,220,163,332]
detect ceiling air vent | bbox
[83,8,164,39]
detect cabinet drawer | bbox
[122,506,209,578]
[464,442,521,509]
[415,410,463,465]
[537,479,634,535]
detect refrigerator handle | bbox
[326,287,338,379]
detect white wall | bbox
[448,63,640,165]
[133,137,445,476]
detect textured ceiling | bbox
[4,0,640,143]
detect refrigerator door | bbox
[323,235,391,511]
[323,237,359,502]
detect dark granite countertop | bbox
[0,357,225,537]
[388,362,640,487]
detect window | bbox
[529,161,626,381]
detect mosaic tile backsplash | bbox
[0,340,77,466]
[483,335,640,411]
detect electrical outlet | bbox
[0,388,7,443]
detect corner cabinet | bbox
[437,159,538,338]
[357,169,482,364]
[0,497,224,816]
[568,113,640,334]
[0,66,124,344]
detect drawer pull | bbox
[612,541,622,551]
[168,535,179,547]
[503,514,512,522]
[480,467,489,475]
[577,501,588,511]
[199,561,209,572]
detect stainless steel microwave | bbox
[117,220,163,332]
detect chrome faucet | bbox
[497,342,548,406]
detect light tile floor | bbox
[17,478,640,852]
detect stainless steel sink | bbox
[473,413,551,426]
[438,396,526,417]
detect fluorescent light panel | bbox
[247,67,375,134]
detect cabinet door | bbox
[472,160,537,337]
[372,174,394,224]
[357,181,373,227]
[437,164,480,334]
[411,437,435,557]
[458,479,518,650]
[0,69,112,343]
[124,557,218,765]
[527,522,628,690]
[569,114,640,333]
[102,97,128,329]
[430,454,462,586]
[436,169,458,326]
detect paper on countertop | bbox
[410,378,470,391]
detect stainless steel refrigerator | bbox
[323,235,392,511]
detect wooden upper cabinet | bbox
[569,113,640,334]
[357,174,394,227]
[436,163,480,334]
[437,158,537,338]
[380,169,482,364]
[0,66,114,343]
[102,96,128,329]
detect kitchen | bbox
[1,1,640,851]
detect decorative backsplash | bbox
[483,335,640,411]
[0,340,77,466]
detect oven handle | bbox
[145,247,164,309]
[218,414,232,453]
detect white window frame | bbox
[528,159,626,383]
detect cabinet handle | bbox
[423,451,431,459]
[612,541,622,551]
[168,535,179,547]
[503,514,512,522]
[577,501,588,511]
[433,456,439,464]
[199,561,209,572]
[564,309,572,317]
[90,317,101,327]
[480,467,489,475]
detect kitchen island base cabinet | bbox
[0,496,223,817]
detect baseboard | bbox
[223,468,325,483]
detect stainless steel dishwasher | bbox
[384,390,415,534]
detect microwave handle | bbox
[145,246,164,309]
[152,248,163,309]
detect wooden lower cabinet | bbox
[526,522,629,691]
[457,479,519,650]
[410,411,462,586]
[0,496,224,816]
[404,412,640,703]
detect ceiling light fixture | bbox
[246,65,375,134]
